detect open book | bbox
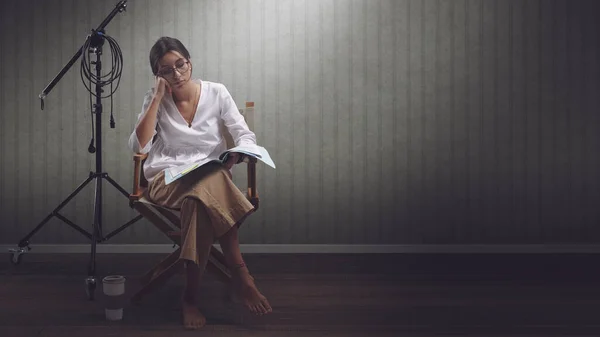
[164,144,276,185]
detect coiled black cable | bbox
[80,30,123,149]
[80,30,123,98]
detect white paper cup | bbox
[102,275,126,321]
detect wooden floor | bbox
[1,252,600,336]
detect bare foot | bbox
[231,268,272,315]
[182,300,206,330]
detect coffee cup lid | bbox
[102,275,126,284]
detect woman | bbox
[128,36,272,329]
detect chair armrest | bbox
[130,153,148,202]
[244,157,259,210]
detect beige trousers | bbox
[147,162,255,265]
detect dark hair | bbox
[149,37,191,75]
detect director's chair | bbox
[128,102,259,303]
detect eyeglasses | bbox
[157,59,190,78]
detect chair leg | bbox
[140,248,182,286]
[209,245,227,265]
[207,247,232,283]
[128,204,234,302]
[131,257,184,304]
[131,247,232,303]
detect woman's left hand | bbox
[224,152,241,170]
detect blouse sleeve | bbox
[128,90,158,154]
[218,84,257,146]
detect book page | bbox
[221,145,276,169]
[164,144,276,185]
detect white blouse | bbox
[128,79,256,183]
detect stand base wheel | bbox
[9,252,22,266]
[8,246,29,266]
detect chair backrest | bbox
[220,102,255,149]
[139,101,256,188]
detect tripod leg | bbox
[103,173,131,198]
[101,173,146,240]
[15,173,96,248]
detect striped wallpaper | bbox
[0,0,599,245]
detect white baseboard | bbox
[2,244,600,254]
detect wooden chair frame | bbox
[127,102,259,303]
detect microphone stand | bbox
[8,0,143,301]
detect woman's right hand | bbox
[154,76,171,99]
